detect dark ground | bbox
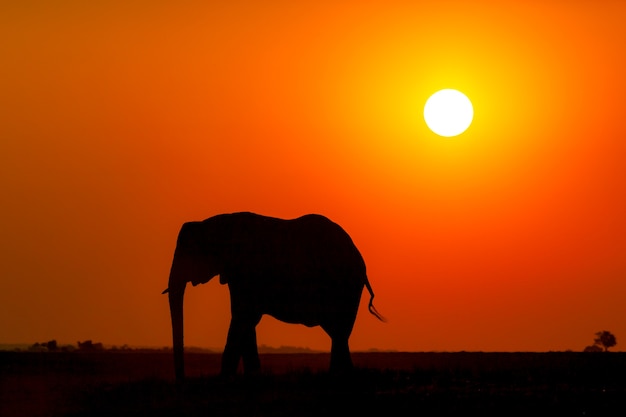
[1,351,625,416]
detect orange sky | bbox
[2,0,625,352]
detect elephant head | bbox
[162,221,226,382]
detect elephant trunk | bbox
[165,266,187,382]
[169,286,185,382]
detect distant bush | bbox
[583,345,603,353]
[29,340,58,351]
[77,340,104,351]
[28,340,77,352]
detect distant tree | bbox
[45,340,58,351]
[593,331,617,352]
[584,344,603,353]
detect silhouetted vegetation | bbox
[29,340,58,351]
[13,341,214,354]
[28,340,76,352]
[257,344,322,354]
[593,331,617,352]
[77,340,104,351]
[584,344,603,353]
[583,331,617,352]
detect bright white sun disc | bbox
[424,89,473,137]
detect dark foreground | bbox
[2,351,625,416]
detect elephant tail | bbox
[364,277,387,322]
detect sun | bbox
[424,89,473,137]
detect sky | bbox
[1,0,625,352]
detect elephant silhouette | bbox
[163,212,385,381]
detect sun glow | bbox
[424,89,474,137]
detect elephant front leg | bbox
[221,317,261,376]
[241,326,260,374]
[221,323,242,377]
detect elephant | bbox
[162,212,385,382]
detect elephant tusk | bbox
[163,287,188,295]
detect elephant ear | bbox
[217,238,241,285]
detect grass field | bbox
[2,351,625,416]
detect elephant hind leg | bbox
[322,321,354,373]
[329,336,353,373]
